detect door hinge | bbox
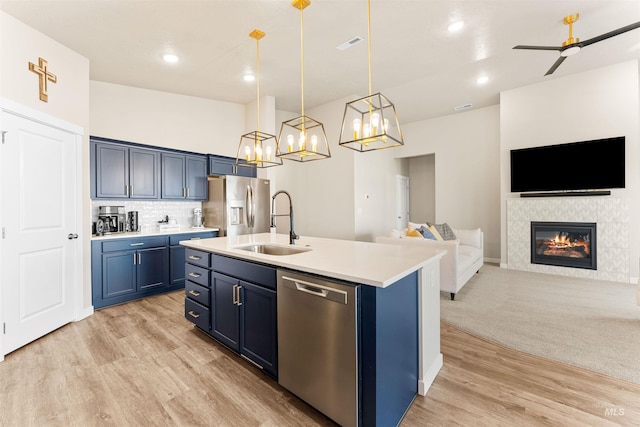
[3,322,5,334]
[1,227,5,239]
[1,131,7,144]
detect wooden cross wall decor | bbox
[28,57,57,102]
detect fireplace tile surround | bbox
[507,197,629,282]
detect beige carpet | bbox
[440,264,640,384]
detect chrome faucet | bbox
[271,190,299,245]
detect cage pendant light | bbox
[236,29,282,169]
[277,0,331,162]
[338,0,403,152]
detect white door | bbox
[396,175,410,230]
[1,110,80,355]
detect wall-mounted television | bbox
[510,136,625,193]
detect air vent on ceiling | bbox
[454,103,473,111]
[336,36,364,51]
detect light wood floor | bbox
[1,291,639,426]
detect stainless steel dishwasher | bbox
[277,269,359,427]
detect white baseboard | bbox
[500,262,508,269]
[75,306,94,321]
[630,276,638,285]
[484,257,500,265]
[418,353,443,396]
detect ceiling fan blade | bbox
[581,21,640,47]
[545,56,567,76]
[513,45,563,51]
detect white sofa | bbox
[376,227,484,300]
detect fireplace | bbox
[531,221,597,270]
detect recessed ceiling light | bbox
[448,21,464,32]
[243,74,256,82]
[162,53,179,63]
[477,75,489,85]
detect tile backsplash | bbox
[91,200,202,230]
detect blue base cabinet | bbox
[92,231,216,309]
[184,252,277,378]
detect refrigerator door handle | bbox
[246,185,255,228]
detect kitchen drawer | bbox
[101,236,167,253]
[169,232,216,246]
[185,248,211,268]
[212,254,276,290]
[185,298,210,331]
[185,280,210,307]
[185,263,210,287]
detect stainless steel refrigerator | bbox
[203,175,271,236]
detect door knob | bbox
[67,233,78,240]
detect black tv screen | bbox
[510,136,625,193]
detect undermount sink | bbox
[235,243,311,256]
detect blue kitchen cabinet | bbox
[184,252,277,378]
[91,139,160,199]
[169,232,217,287]
[162,153,208,200]
[92,233,215,309]
[208,154,256,178]
[211,272,241,351]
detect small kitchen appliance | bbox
[192,208,204,228]
[127,211,139,232]
[98,206,125,234]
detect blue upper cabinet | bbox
[91,139,159,200]
[162,152,208,200]
[208,154,256,178]
[91,136,208,201]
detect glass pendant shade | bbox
[237,130,282,168]
[278,115,330,162]
[339,92,403,151]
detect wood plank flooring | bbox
[1,291,639,426]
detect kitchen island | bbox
[180,233,445,427]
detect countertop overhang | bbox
[180,233,445,288]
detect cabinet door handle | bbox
[138,253,141,264]
[188,290,200,297]
[188,272,201,278]
[130,185,133,196]
[187,255,201,260]
[232,284,237,305]
[236,285,242,306]
[130,243,144,247]
[188,310,200,319]
[186,187,190,198]
[125,185,129,196]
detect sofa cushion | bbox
[428,222,457,241]
[418,226,437,240]
[459,244,482,264]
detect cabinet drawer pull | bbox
[188,310,200,319]
[130,243,144,247]
[188,290,200,297]
[188,255,201,260]
[188,272,201,278]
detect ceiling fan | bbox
[513,14,640,76]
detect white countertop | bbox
[92,227,219,241]
[179,233,445,288]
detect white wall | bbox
[0,11,91,309]
[397,105,501,261]
[500,60,640,279]
[90,81,246,155]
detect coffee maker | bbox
[98,206,125,234]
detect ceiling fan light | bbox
[561,46,581,57]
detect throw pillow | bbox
[427,222,457,241]
[427,225,444,241]
[418,226,437,240]
[405,226,423,238]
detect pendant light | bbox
[277,0,331,162]
[338,0,403,152]
[236,29,282,169]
